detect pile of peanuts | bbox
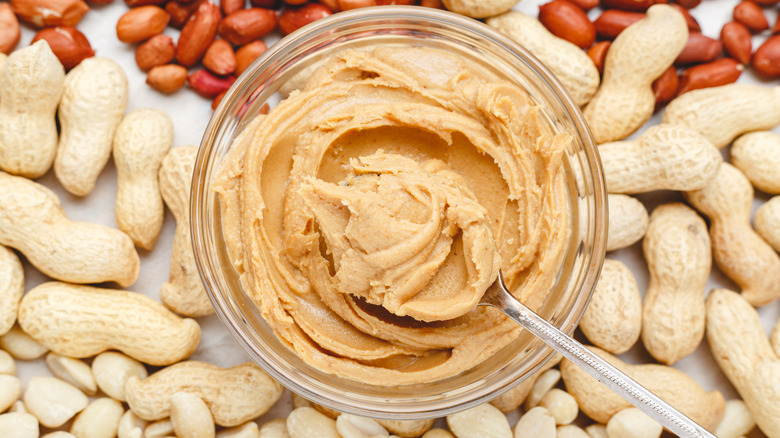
[2,0,780,437]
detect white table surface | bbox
[11,0,780,435]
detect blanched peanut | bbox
[258,418,288,438]
[0,171,140,287]
[583,5,688,143]
[45,353,97,395]
[70,397,124,438]
[92,351,148,402]
[584,424,607,438]
[159,146,212,317]
[606,195,648,252]
[421,430,454,438]
[560,346,725,429]
[287,407,339,438]
[43,433,77,438]
[54,57,128,196]
[0,412,39,438]
[754,196,780,252]
[0,374,21,413]
[0,40,65,178]
[220,422,260,438]
[642,203,710,365]
[714,399,755,438]
[113,108,173,250]
[491,355,560,412]
[170,392,215,438]
[290,393,313,411]
[524,368,561,411]
[118,410,147,438]
[0,325,48,360]
[773,317,780,357]
[23,376,88,428]
[537,388,578,425]
[684,163,780,306]
[336,414,389,438]
[663,84,780,149]
[0,349,15,374]
[599,124,721,194]
[579,259,642,354]
[556,425,590,438]
[605,408,662,438]
[731,131,780,194]
[513,406,555,438]
[376,419,434,437]
[486,11,598,106]
[706,289,780,436]
[0,244,22,336]
[9,400,26,413]
[446,403,512,438]
[19,282,200,366]
[126,361,283,427]
[144,419,174,438]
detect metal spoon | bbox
[479,271,716,438]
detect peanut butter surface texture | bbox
[215,46,571,385]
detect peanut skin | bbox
[17,282,200,366]
[706,289,780,436]
[125,361,283,427]
[0,171,139,287]
[641,203,710,365]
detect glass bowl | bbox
[191,5,606,420]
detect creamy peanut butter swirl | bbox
[215,46,572,385]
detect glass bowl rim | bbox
[191,4,608,419]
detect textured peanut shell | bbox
[0,171,139,287]
[125,361,283,427]
[486,11,599,106]
[159,146,212,317]
[579,259,641,354]
[583,5,688,143]
[0,245,22,336]
[17,282,200,366]
[0,40,64,178]
[114,108,173,250]
[731,131,780,194]
[772,316,780,358]
[642,203,710,365]
[663,84,780,149]
[599,123,721,194]
[706,289,780,437]
[442,0,517,18]
[55,57,128,196]
[606,194,648,252]
[560,346,725,429]
[754,196,780,252]
[684,163,780,306]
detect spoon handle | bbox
[481,276,716,438]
